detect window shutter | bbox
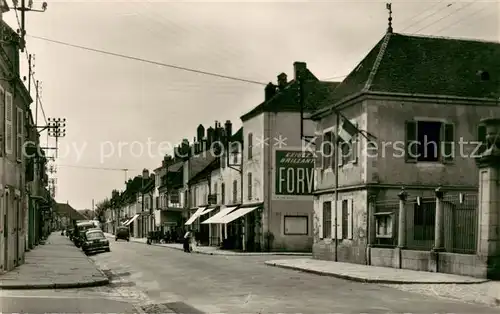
[405,121,417,162]
[5,92,13,155]
[17,108,23,160]
[248,133,253,159]
[247,173,252,200]
[315,135,322,169]
[347,199,353,239]
[317,203,323,239]
[349,123,358,163]
[477,124,487,155]
[338,142,343,167]
[322,201,331,238]
[442,123,454,163]
[335,200,343,239]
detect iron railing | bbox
[443,193,478,254]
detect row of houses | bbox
[102,28,500,277]
[0,3,54,274]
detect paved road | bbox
[89,239,500,313]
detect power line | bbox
[434,2,492,35]
[413,2,476,34]
[28,34,267,86]
[12,2,48,124]
[57,164,139,172]
[399,0,447,32]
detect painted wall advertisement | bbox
[273,149,314,200]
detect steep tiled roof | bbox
[188,158,220,185]
[312,33,500,118]
[189,153,216,181]
[241,68,339,122]
[55,203,87,221]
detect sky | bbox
[3,0,498,210]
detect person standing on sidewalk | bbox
[183,229,192,253]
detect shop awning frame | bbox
[199,205,218,216]
[201,206,238,224]
[184,206,207,225]
[124,214,139,226]
[218,206,260,224]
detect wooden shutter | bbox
[350,123,358,163]
[314,135,322,168]
[334,200,343,239]
[442,123,454,163]
[17,108,23,161]
[5,92,13,155]
[405,121,417,162]
[247,173,252,200]
[248,133,253,159]
[347,199,353,239]
[317,202,324,239]
[322,201,331,238]
[477,124,487,156]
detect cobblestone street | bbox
[88,239,500,313]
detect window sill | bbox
[415,162,446,168]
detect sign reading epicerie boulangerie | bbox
[274,150,314,200]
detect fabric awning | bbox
[201,206,238,224]
[124,214,139,226]
[184,207,207,225]
[200,206,217,216]
[218,206,259,224]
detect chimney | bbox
[142,168,149,179]
[265,82,276,101]
[225,120,232,140]
[293,61,307,80]
[207,127,215,146]
[277,73,287,89]
[197,124,205,142]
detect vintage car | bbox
[115,226,130,241]
[74,221,98,247]
[82,229,110,255]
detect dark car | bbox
[74,221,98,247]
[82,229,110,255]
[115,226,130,241]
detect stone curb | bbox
[0,278,110,290]
[145,241,311,256]
[0,238,111,290]
[264,261,489,285]
[105,234,311,256]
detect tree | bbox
[95,198,111,224]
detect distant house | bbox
[54,202,87,229]
[78,209,95,220]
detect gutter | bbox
[311,90,500,120]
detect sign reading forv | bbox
[275,150,314,196]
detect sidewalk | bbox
[105,233,311,256]
[264,258,487,284]
[0,233,109,289]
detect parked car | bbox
[74,221,98,247]
[82,229,110,255]
[115,226,130,241]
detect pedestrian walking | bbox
[183,230,192,253]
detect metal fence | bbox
[406,197,436,251]
[443,193,478,254]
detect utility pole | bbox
[11,0,48,52]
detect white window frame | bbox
[5,91,13,155]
